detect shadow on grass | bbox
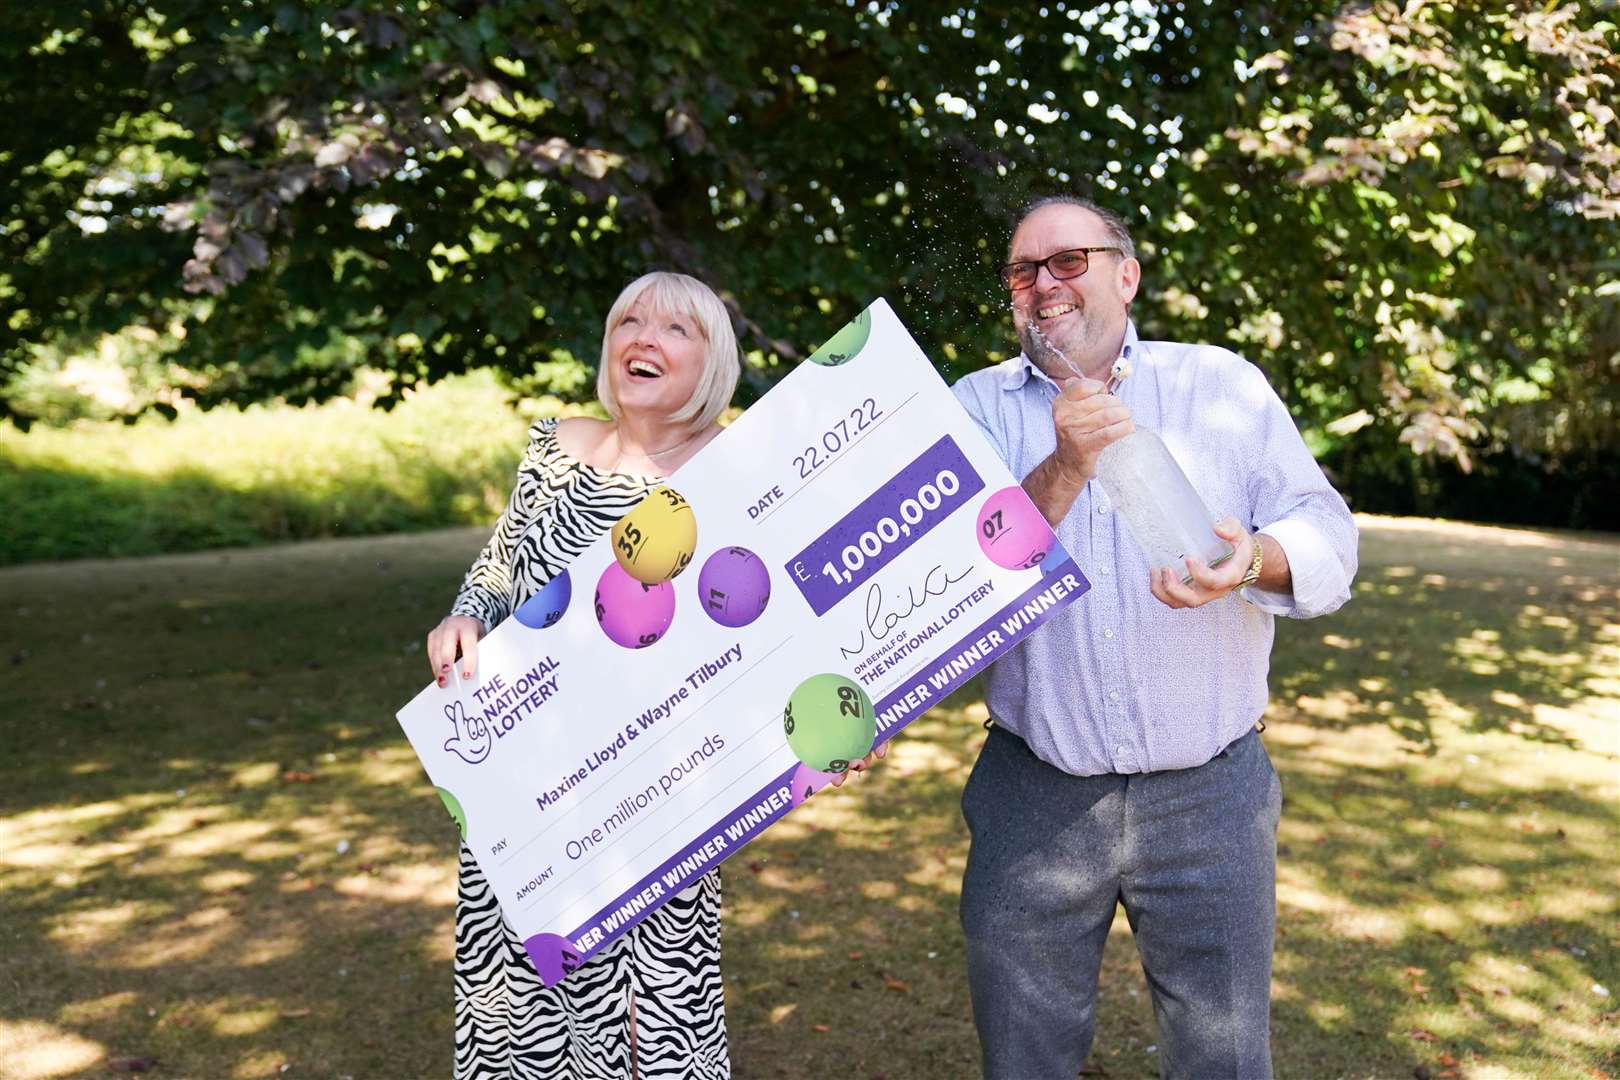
[1,517,1616,1079]
[1263,743,1618,1075]
[1270,519,1619,752]
[0,532,485,1078]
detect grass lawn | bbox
[1,515,1615,1079]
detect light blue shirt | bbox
[952,323,1358,777]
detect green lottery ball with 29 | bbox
[783,673,876,774]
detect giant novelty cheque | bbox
[396,300,1091,986]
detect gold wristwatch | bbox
[1238,536,1265,589]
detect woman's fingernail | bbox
[462,670,472,680]
[440,664,449,673]
[437,677,446,686]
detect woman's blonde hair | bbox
[595,271,741,430]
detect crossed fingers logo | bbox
[442,699,492,765]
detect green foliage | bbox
[0,372,532,563]
[2,1,1616,479]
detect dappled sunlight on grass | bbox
[1,532,482,1078]
[1276,516,1620,755]
[0,1020,105,1080]
[1,516,1616,1078]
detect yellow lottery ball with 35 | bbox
[611,486,698,584]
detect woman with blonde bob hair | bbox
[427,270,739,1078]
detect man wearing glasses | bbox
[950,196,1358,1078]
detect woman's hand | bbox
[828,742,888,787]
[427,615,485,686]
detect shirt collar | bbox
[1004,319,1139,392]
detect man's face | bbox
[1007,204,1140,380]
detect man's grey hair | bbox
[1011,195,1136,262]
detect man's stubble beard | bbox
[1018,307,1112,381]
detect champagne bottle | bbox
[1093,359,1234,582]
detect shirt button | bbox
[1115,744,1129,756]
[1108,690,1121,702]
[1103,629,1114,638]
[1096,504,1109,514]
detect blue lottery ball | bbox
[514,570,573,629]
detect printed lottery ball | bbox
[524,932,584,986]
[697,546,771,628]
[807,307,872,367]
[976,486,1056,571]
[595,562,676,649]
[436,786,467,839]
[788,763,844,807]
[783,673,875,774]
[612,486,698,584]
[514,570,572,629]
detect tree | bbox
[4,1,1616,501]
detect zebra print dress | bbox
[448,417,729,1079]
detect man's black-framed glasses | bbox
[998,246,1121,291]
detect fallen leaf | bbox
[279,1009,312,1019]
[1438,1053,1459,1067]
[280,770,316,783]
[881,973,911,994]
[1409,1028,1438,1042]
[847,950,864,960]
[1404,966,1428,976]
[811,1023,830,1033]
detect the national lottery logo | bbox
[441,699,491,765]
[441,656,564,766]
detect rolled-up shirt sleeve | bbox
[1250,517,1355,618]
[1234,363,1359,619]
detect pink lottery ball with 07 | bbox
[976,486,1056,570]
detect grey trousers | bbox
[959,725,1282,1080]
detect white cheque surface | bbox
[396,299,1088,985]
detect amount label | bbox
[786,436,984,616]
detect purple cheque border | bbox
[524,554,1088,985]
